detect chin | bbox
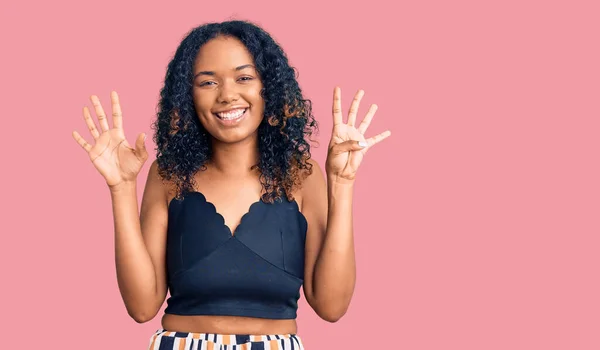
[201,114,263,145]
[208,127,260,145]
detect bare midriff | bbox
[161,314,297,335]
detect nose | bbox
[216,79,239,104]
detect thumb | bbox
[135,133,148,159]
[331,140,368,154]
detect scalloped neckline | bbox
[175,190,264,237]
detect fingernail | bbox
[144,134,147,141]
[358,141,368,148]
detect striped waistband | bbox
[148,328,304,350]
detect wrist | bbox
[327,173,356,187]
[327,175,355,199]
[109,180,137,194]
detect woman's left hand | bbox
[325,87,391,183]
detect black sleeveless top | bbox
[164,191,308,319]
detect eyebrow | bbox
[194,64,255,79]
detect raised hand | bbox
[72,91,148,188]
[325,87,391,183]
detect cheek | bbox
[249,85,265,108]
[193,90,214,113]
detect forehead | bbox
[194,36,255,71]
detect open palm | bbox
[326,87,391,182]
[72,91,148,188]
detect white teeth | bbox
[216,108,246,120]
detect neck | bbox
[208,134,260,176]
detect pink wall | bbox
[2,0,599,348]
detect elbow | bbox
[317,307,348,323]
[310,298,349,323]
[128,308,157,324]
[306,285,354,323]
[132,315,152,324]
[321,313,344,323]
[130,312,153,324]
[122,292,164,323]
[318,307,348,323]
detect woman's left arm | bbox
[302,87,391,322]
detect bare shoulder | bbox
[143,159,176,207]
[304,158,325,189]
[297,158,327,213]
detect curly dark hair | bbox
[151,20,318,204]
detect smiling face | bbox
[192,35,265,144]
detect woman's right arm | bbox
[72,91,168,323]
[111,159,169,323]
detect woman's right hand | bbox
[72,91,149,189]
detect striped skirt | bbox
[148,329,305,350]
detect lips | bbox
[213,107,248,126]
[214,107,247,120]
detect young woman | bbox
[72,20,390,350]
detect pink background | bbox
[2,0,599,348]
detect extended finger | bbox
[332,86,343,126]
[90,95,110,132]
[364,130,391,149]
[72,130,92,152]
[347,89,364,127]
[83,106,100,139]
[358,104,378,135]
[111,91,123,129]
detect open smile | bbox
[213,108,248,126]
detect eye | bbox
[198,81,216,87]
[238,76,254,82]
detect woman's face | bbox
[192,35,265,144]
